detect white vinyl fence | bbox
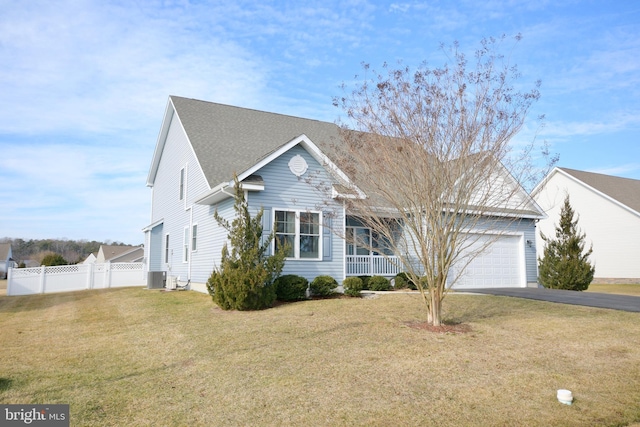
[7,263,145,296]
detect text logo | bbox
[1,405,69,427]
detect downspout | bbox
[342,200,347,281]
[188,206,193,281]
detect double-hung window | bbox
[275,210,321,259]
[165,234,170,264]
[179,168,185,200]
[191,224,198,252]
[183,227,189,263]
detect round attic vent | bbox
[288,154,308,177]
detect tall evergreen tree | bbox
[206,176,287,310]
[538,194,595,291]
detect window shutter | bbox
[323,213,332,261]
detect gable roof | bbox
[560,168,640,213]
[148,96,344,189]
[98,245,143,262]
[148,96,544,218]
[534,167,640,216]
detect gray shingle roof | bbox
[100,245,142,262]
[560,167,640,213]
[165,96,543,218]
[170,96,342,188]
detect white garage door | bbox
[449,234,524,289]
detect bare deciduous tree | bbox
[331,36,556,326]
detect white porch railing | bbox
[7,262,145,296]
[346,255,401,276]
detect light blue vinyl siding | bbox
[193,198,234,282]
[248,145,345,283]
[522,219,539,284]
[149,112,217,284]
[148,223,164,271]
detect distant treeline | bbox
[0,237,135,265]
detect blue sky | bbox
[1,0,639,244]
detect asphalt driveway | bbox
[469,287,640,312]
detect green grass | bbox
[1,287,639,426]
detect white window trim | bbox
[179,167,185,201]
[180,163,189,209]
[191,223,198,252]
[164,234,170,265]
[273,208,323,261]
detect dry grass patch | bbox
[0,288,639,426]
[588,283,640,296]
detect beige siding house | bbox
[96,245,144,263]
[532,167,640,283]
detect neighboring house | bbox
[532,167,640,284]
[143,96,545,293]
[0,243,16,279]
[96,245,144,263]
[83,253,97,264]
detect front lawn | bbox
[1,288,639,426]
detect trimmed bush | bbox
[357,275,371,290]
[395,272,417,290]
[393,273,408,289]
[274,275,309,301]
[206,257,278,311]
[343,277,364,297]
[368,275,391,291]
[310,275,338,297]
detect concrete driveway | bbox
[469,287,640,312]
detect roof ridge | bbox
[559,167,640,183]
[169,95,335,126]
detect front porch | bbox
[344,217,402,277]
[345,255,401,277]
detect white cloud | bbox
[589,163,640,177]
[0,1,269,135]
[389,3,410,13]
[544,110,640,140]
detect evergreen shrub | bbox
[205,177,286,310]
[538,195,595,291]
[310,275,338,297]
[274,274,309,301]
[368,275,391,291]
[357,275,371,290]
[395,272,417,290]
[343,277,364,297]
